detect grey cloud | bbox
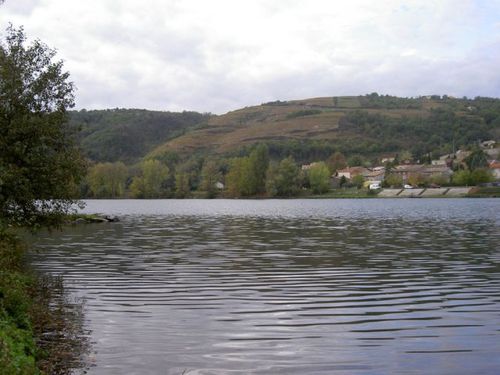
[5,0,497,114]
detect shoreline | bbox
[0,232,90,374]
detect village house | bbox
[421,165,453,180]
[481,140,496,149]
[335,166,368,180]
[485,148,500,160]
[301,162,321,171]
[335,166,386,185]
[362,169,386,182]
[392,164,452,183]
[490,161,500,180]
[381,156,396,164]
[391,164,425,182]
[432,154,453,166]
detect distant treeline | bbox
[80,142,495,199]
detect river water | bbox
[29,199,500,374]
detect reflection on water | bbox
[30,199,500,374]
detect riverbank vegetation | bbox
[79,142,497,199]
[0,25,87,373]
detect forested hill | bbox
[71,95,500,165]
[148,94,500,163]
[68,109,210,163]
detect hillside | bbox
[147,94,500,163]
[69,109,210,163]
[70,95,500,165]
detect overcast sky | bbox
[1,0,499,114]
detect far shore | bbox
[76,186,500,201]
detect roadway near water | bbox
[29,199,500,374]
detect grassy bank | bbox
[467,186,500,198]
[0,231,89,375]
[0,232,39,374]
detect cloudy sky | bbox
[1,0,499,114]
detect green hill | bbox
[69,109,210,163]
[71,94,500,165]
[148,94,500,163]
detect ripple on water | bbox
[28,199,500,375]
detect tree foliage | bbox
[248,144,269,194]
[464,148,489,170]
[175,172,190,198]
[130,159,169,198]
[351,175,365,189]
[200,159,221,198]
[225,157,248,197]
[70,109,209,163]
[453,168,493,186]
[265,157,301,197]
[225,144,269,197]
[308,162,331,194]
[383,173,403,188]
[87,162,127,198]
[0,25,85,228]
[326,151,347,173]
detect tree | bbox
[383,173,403,188]
[399,150,413,163]
[0,26,85,228]
[248,144,269,194]
[326,151,347,173]
[408,173,427,187]
[347,154,364,167]
[265,157,301,197]
[464,149,489,170]
[225,157,247,197]
[309,162,331,194]
[351,174,365,189]
[175,172,190,198]
[470,168,493,185]
[130,159,169,198]
[200,159,221,198]
[452,170,472,186]
[225,145,269,197]
[130,175,146,198]
[87,162,128,198]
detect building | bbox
[481,140,496,149]
[490,161,500,180]
[421,165,453,180]
[392,165,425,182]
[392,164,452,183]
[432,154,453,166]
[362,169,385,182]
[301,162,321,171]
[336,166,368,180]
[381,156,396,164]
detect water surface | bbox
[30,199,500,374]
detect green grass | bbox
[304,188,378,199]
[467,186,500,197]
[0,233,39,374]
